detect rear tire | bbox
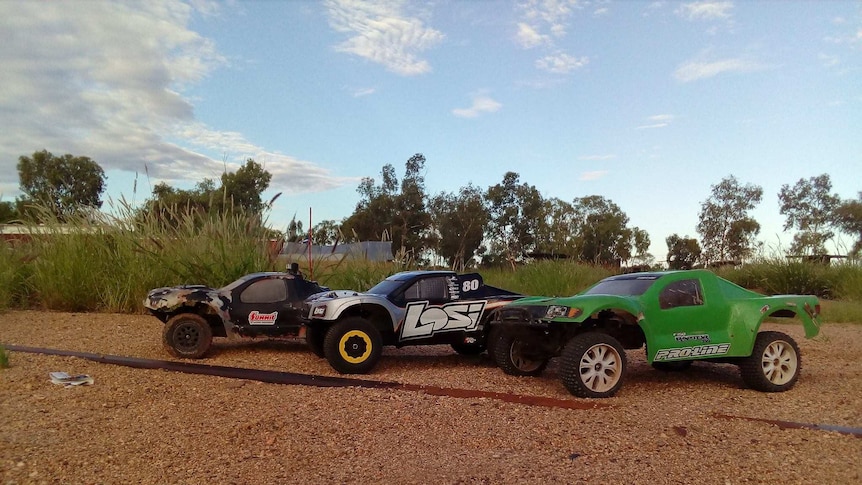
[739,331,801,392]
[323,317,383,374]
[163,313,213,359]
[491,331,548,376]
[560,332,626,398]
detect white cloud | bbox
[515,0,581,48]
[676,1,733,21]
[350,87,377,97]
[325,0,444,76]
[673,58,766,82]
[579,170,608,181]
[535,52,589,73]
[452,95,502,119]
[0,1,348,198]
[636,114,674,129]
[516,22,548,49]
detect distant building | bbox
[280,241,393,262]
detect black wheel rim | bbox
[174,323,200,351]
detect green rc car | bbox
[488,269,821,398]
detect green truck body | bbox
[490,269,821,398]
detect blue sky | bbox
[1,1,860,260]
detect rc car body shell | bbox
[145,272,328,339]
[494,269,821,362]
[305,270,521,347]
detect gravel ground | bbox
[1,310,861,484]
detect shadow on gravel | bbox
[4,344,608,411]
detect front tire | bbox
[739,331,801,392]
[305,325,326,358]
[560,332,627,398]
[491,331,548,376]
[323,317,383,374]
[163,313,213,359]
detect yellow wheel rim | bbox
[339,330,372,364]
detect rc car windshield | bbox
[583,278,657,296]
[366,278,405,295]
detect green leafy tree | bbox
[696,175,763,264]
[311,220,341,245]
[393,154,431,260]
[835,193,862,256]
[485,172,543,264]
[16,149,106,221]
[778,174,841,255]
[666,234,702,269]
[429,184,489,270]
[571,195,634,266]
[629,227,653,267]
[218,159,273,213]
[342,164,397,245]
[141,159,273,228]
[0,201,18,223]
[534,197,578,258]
[341,154,432,260]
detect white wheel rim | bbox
[510,340,543,372]
[579,343,622,392]
[761,340,797,385]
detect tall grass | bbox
[482,260,613,297]
[1,201,861,324]
[12,201,280,313]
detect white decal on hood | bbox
[400,301,486,340]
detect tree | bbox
[218,159,273,213]
[310,220,341,245]
[571,195,634,266]
[429,184,489,270]
[534,197,578,258]
[141,159,273,227]
[835,193,862,256]
[666,234,702,269]
[696,175,763,264]
[0,201,18,223]
[629,227,653,267]
[485,172,543,264]
[16,149,106,221]
[341,154,432,260]
[778,174,841,255]
[393,154,431,260]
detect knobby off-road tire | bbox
[163,313,213,359]
[739,331,801,392]
[491,330,548,377]
[305,325,326,358]
[323,317,383,374]
[560,332,627,398]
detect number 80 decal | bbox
[462,279,480,292]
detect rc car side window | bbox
[403,277,449,301]
[659,279,704,309]
[240,279,287,304]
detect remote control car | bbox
[489,269,821,398]
[303,271,522,374]
[144,268,328,358]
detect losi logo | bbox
[400,301,486,341]
[249,311,278,325]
